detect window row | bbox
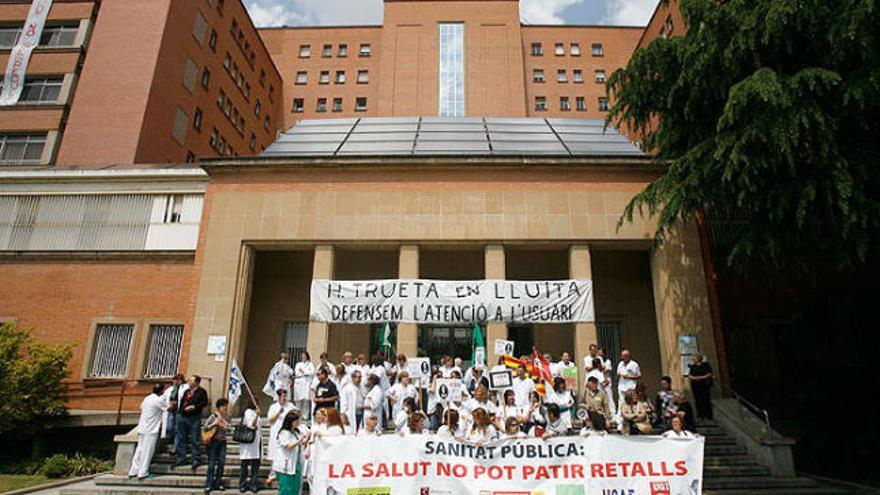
[0,134,46,166]
[0,24,78,49]
[533,96,610,112]
[292,96,368,113]
[294,69,369,85]
[216,88,247,135]
[0,76,63,103]
[229,17,258,68]
[530,42,603,57]
[299,43,371,58]
[88,322,184,379]
[223,51,253,100]
[209,126,237,157]
[532,69,606,84]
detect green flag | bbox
[471,322,485,366]
[377,322,393,355]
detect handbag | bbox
[201,426,217,445]
[233,421,256,443]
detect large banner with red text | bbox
[311,434,704,495]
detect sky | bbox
[243,0,660,28]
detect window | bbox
[598,96,610,111]
[319,71,330,84]
[299,44,311,58]
[555,43,564,56]
[192,10,207,45]
[531,42,543,56]
[573,69,583,83]
[576,96,586,111]
[259,69,266,86]
[224,52,232,70]
[250,134,257,151]
[218,137,226,154]
[355,97,367,111]
[557,69,568,83]
[322,44,332,57]
[0,134,46,165]
[359,43,371,57]
[209,29,217,50]
[357,70,369,83]
[201,67,211,89]
[40,25,78,47]
[592,43,604,56]
[283,322,309,365]
[185,151,196,163]
[210,127,219,148]
[316,98,327,112]
[143,324,183,378]
[89,323,134,378]
[19,77,63,103]
[254,100,262,117]
[269,85,275,102]
[183,57,198,94]
[338,44,348,57]
[560,96,570,111]
[534,96,546,111]
[292,98,304,113]
[595,69,606,83]
[661,15,674,38]
[438,23,464,117]
[171,107,189,146]
[295,71,307,84]
[264,115,270,130]
[193,107,203,131]
[0,27,21,48]
[164,194,184,223]
[570,43,581,56]
[332,97,343,112]
[533,69,544,83]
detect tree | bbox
[608,0,880,270]
[0,322,73,436]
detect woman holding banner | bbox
[466,408,498,444]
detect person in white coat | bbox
[362,374,384,430]
[238,401,262,493]
[265,389,295,488]
[512,365,535,408]
[387,371,418,420]
[616,349,641,412]
[339,370,364,434]
[128,384,167,480]
[293,352,315,422]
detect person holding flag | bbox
[228,360,262,494]
[263,353,294,401]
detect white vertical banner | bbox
[0,0,54,106]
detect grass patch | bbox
[0,474,50,493]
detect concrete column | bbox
[397,245,419,357]
[570,244,598,394]
[485,245,507,364]
[306,245,334,360]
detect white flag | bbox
[228,359,245,407]
[262,359,291,400]
[0,0,54,106]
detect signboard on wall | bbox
[310,279,595,324]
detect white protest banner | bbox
[312,434,705,495]
[310,279,594,324]
[435,378,462,403]
[494,338,515,356]
[0,0,54,106]
[407,357,431,379]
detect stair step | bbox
[705,488,852,495]
[704,476,819,490]
[95,474,270,490]
[706,445,748,455]
[703,455,764,467]
[703,465,771,476]
[148,464,273,477]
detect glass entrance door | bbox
[418,325,472,368]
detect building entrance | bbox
[418,325,473,368]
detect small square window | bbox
[210,127,219,148]
[595,70,606,83]
[316,98,327,112]
[357,70,369,83]
[531,42,543,56]
[186,151,196,163]
[555,43,564,56]
[295,71,307,84]
[292,98,304,113]
[573,69,583,83]
[560,96,570,111]
[533,69,544,83]
[576,96,586,111]
[332,97,343,112]
[355,97,367,111]
[535,96,546,111]
[338,44,348,57]
[598,97,610,111]
[592,43,604,56]
[319,71,330,84]
[557,69,568,83]
[570,43,581,56]
[322,44,332,57]
[335,70,346,84]
[359,43,371,57]
[299,44,311,58]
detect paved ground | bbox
[10,478,96,495]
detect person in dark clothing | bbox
[687,355,714,420]
[175,375,209,468]
[204,398,230,493]
[673,391,697,433]
[312,367,339,412]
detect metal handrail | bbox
[730,389,773,437]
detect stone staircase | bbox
[63,420,856,495]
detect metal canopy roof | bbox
[261,117,644,158]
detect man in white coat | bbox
[128,384,167,480]
[340,371,365,434]
[616,349,641,409]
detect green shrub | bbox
[67,453,112,477]
[39,455,70,479]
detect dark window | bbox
[193,107,203,131]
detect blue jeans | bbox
[175,414,202,465]
[206,440,227,489]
